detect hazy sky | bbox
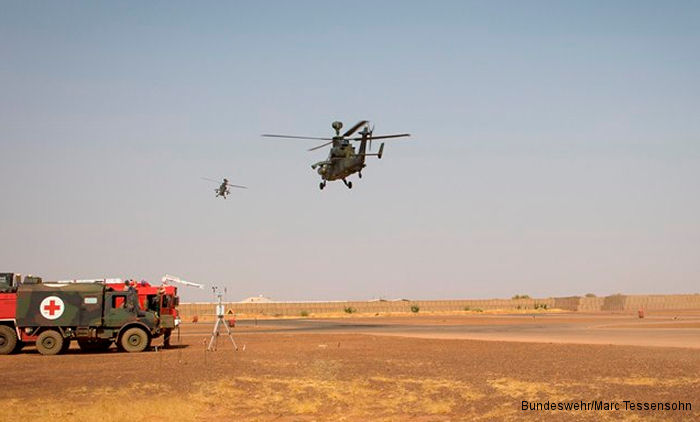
[1,1,699,302]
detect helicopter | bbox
[263,120,410,189]
[201,177,247,198]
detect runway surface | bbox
[188,312,700,349]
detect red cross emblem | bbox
[44,300,60,315]
[40,296,65,320]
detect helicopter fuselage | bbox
[216,183,230,198]
[315,138,368,181]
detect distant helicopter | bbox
[201,177,247,198]
[263,120,410,189]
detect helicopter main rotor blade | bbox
[226,184,248,189]
[308,141,334,151]
[349,133,411,141]
[262,134,333,141]
[342,120,369,138]
[201,177,222,183]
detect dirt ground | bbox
[1,312,699,421]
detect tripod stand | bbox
[207,287,238,351]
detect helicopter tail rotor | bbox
[366,123,375,151]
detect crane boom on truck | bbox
[161,274,204,289]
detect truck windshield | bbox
[112,295,127,308]
[146,295,159,311]
[0,273,12,292]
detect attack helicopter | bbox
[263,121,410,190]
[201,177,247,198]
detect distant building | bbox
[239,294,274,303]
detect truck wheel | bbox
[120,327,149,353]
[0,325,18,355]
[36,330,65,356]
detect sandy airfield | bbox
[1,311,699,421]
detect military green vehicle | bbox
[15,282,161,355]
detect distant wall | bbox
[176,294,700,319]
[616,294,700,311]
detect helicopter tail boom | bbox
[359,143,385,159]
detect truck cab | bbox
[103,290,157,328]
[124,281,179,347]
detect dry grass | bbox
[10,373,695,421]
[597,376,700,388]
[488,377,572,401]
[4,362,699,422]
[3,376,486,422]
